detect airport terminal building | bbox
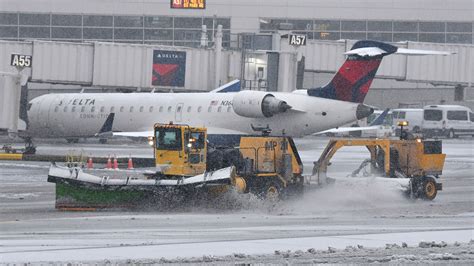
[0,0,473,108]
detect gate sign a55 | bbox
[10,54,32,68]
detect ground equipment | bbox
[47,123,305,209]
[312,137,445,200]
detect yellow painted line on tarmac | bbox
[0,153,23,160]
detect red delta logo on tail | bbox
[307,40,398,103]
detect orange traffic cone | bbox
[87,157,94,169]
[106,155,112,169]
[113,156,119,170]
[127,156,134,170]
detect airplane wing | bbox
[313,125,382,136]
[210,79,241,93]
[113,131,153,138]
[112,127,247,138]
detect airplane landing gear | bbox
[24,137,36,154]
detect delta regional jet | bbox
[26,41,450,141]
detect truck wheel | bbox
[261,180,282,201]
[448,129,456,139]
[422,177,437,200]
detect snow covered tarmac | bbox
[0,137,473,263]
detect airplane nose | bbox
[356,104,374,120]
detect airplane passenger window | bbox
[91,106,95,112]
[208,106,212,112]
[130,106,134,112]
[217,106,222,112]
[81,106,85,112]
[168,106,172,112]
[100,106,105,112]
[149,106,153,112]
[139,106,144,112]
[159,106,163,112]
[63,106,68,112]
[198,106,202,112]
[177,106,182,112]
[187,106,191,112]
[71,106,76,112]
[54,106,59,112]
[120,106,124,112]
[110,106,115,112]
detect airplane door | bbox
[175,103,184,122]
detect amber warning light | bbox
[171,0,205,9]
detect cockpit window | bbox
[27,103,33,111]
[155,128,182,150]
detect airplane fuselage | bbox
[27,92,363,138]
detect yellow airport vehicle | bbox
[47,123,305,209]
[149,123,305,198]
[313,135,445,200]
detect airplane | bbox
[25,40,451,143]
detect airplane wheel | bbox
[66,138,79,143]
[422,177,437,200]
[99,138,107,144]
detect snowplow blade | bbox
[47,163,235,210]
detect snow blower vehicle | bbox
[47,123,305,210]
[312,121,445,200]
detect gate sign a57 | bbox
[288,34,307,46]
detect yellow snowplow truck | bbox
[312,138,445,200]
[150,123,305,199]
[47,123,305,209]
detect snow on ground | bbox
[0,137,473,263]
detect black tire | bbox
[66,138,79,143]
[421,176,438,200]
[262,180,282,201]
[99,138,108,144]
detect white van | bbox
[392,108,423,135]
[422,105,474,138]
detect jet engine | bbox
[232,91,292,118]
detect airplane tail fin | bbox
[307,40,453,103]
[307,40,398,103]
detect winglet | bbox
[95,113,115,137]
[369,108,390,126]
[210,79,241,93]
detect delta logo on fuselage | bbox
[59,98,96,106]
